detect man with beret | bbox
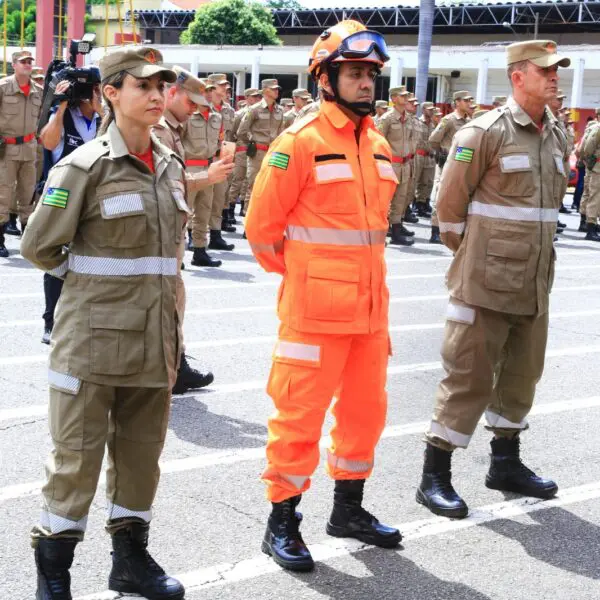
[237,78,285,218]
[0,50,43,254]
[228,88,262,217]
[377,85,416,245]
[412,101,436,218]
[427,89,473,244]
[417,40,569,518]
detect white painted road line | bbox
[3,395,600,508]
[75,480,600,599]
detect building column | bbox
[35,0,55,69]
[67,0,86,66]
[190,56,199,77]
[235,71,246,97]
[389,53,404,89]
[297,72,308,89]
[476,58,489,105]
[571,58,585,109]
[251,53,261,89]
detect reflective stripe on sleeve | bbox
[446,302,476,325]
[107,502,152,523]
[48,369,81,394]
[285,225,387,246]
[40,510,88,533]
[438,221,466,235]
[282,474,309,489]
[468,201,558,223]
[274,340,321,364]
[68,255,178,277]
[485,410,528,430]
[429,420,472,448]
[327,450,373,473]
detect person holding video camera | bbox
[0,50,43,257]
[37,77,103,344]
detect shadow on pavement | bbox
[169,394,267,449]
[482,507,600,580]
[187,268,257,283]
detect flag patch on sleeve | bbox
[454,147,474,163]
[268,152,290,170]
[42,187,70,209]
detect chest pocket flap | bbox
[2,95,19,113]
[314,161,354,184]
[498,146,534,197]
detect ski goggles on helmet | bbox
[332,30,390,64]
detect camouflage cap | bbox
[12,50,33,62]
[208,73,228,86]
[172,66,205,104]
[506,40,570,68]
[492,96,507,104]
[421,101,434,110]
[292,88,311,99]
[31,66,45,80]
[375,100,389,109]
[244,87,261,97]
[280,98,293,106]
[261,78,281,89]
[99,46,176,83]
[453,90,473,101]
[389,85,409,98]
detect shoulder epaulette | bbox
[464,105,507,131]
[68,135,111,171]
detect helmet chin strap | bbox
[323,65,375,117]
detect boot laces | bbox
[434,470,459,496]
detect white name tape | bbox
[501,154,531,171]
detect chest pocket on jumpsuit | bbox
[97,182,147,248]
[497,146,535,197]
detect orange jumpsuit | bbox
[246,101,398,503]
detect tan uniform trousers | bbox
[188,165,214,248]
[586,170,600,224]
[228,149,248,208]
[244,149,267,209]
[210,176,230,230]
[580,169,591,216]
[426,299,549,452]
[32,382,171,541]
[390,162,411,224]
[415,165,435,205]
[0,156,37,225]
[430,164,443,228]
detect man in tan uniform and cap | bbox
[417,40,569,519]
[0,50,43,255]
[427,89,473,243]
[412,101,436,217]
[492,95,507,108]
[581,111,600,241]
[228,87,262,217]
[237,78,284,216]
[373,100,388,125]
[577,110,600,231]
[377,85,416,245]
[283,88,312,128]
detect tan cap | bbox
[244,87,261,97]
[492,96,507,104]
[453,90,473,101]
[389,85,409,97]
[281,97,293,106]
[208,73,228,86]
[203,78,215,90]
[473,109,488,119]
[409,96,419,104]
[421,101,434,110]
[99,46,176,83]
[261,78,281,89]
[31,66,45,80]
[12,50,33,62]
[172,66,205,104]
[506,40,570,68]
[375,100,389,109]
[292,88,310,98]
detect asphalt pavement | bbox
[1,199,600,600]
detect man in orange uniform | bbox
[246,20,402,573]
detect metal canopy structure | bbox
[131,1,600,35]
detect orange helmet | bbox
[308,20,390,77]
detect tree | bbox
[266,0,303,10]
[415,0,435,114]
[0,0,36,44]
[181,0,281,46]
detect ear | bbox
[319,72,333,96]
[103,84,120,105]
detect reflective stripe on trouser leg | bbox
[244,150,267,208]
[485,310,548,434]
[327,328,388,479]
[105,387,170,532]
[191,172,214,248]
[430,164,442,227]
[16,159,37,223]
[426,300,512,450]
[263,324,353,503]
[34,381,115,541]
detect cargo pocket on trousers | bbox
[90,305,146,376]
[484,238,530,292]
[442,302,476,371]
[48,374,84,451]
[304,260,359,322]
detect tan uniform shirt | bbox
[583,123,600,167]
[295,101,319,122]
[283,108,297,129]
[181,109,221,160]
[231,107,247,145]
[237,99,284,146]
[213,101,235,143]
[0,74,43,161]
[429,111,470,152]
[377,108,416,160]
[21,122,189,388]
[153,108,185,159]
[418,115,436,168]
[437,98,568,316]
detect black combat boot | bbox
[585,222,600,242]
[42,322,53,345]
[35,537,78,600]
[0,231,8,258]
[416,443,468,519]
[172,353,214,395]
[578,214,587,232]
[262,495,314,572]
[326,479,401,548]
[191,247,222,267]
[559,203,570,214]
[221,209,237,233]
[186,229,193,251]
[389,222,414,246]
[4,213,20,236]
[416,202,430,218]
[485,436,558,499]
[239,201,246,217]
[429,225,442,244]
[398,221,415,237]
[228,204,238,225]
[208,229,235,251]
[108,521,184,600]
[403,206,419,224]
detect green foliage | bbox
[0,0,36,44]
[181,0,281,46]
[266,0,303,10]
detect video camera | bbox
[37,34,100,134]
